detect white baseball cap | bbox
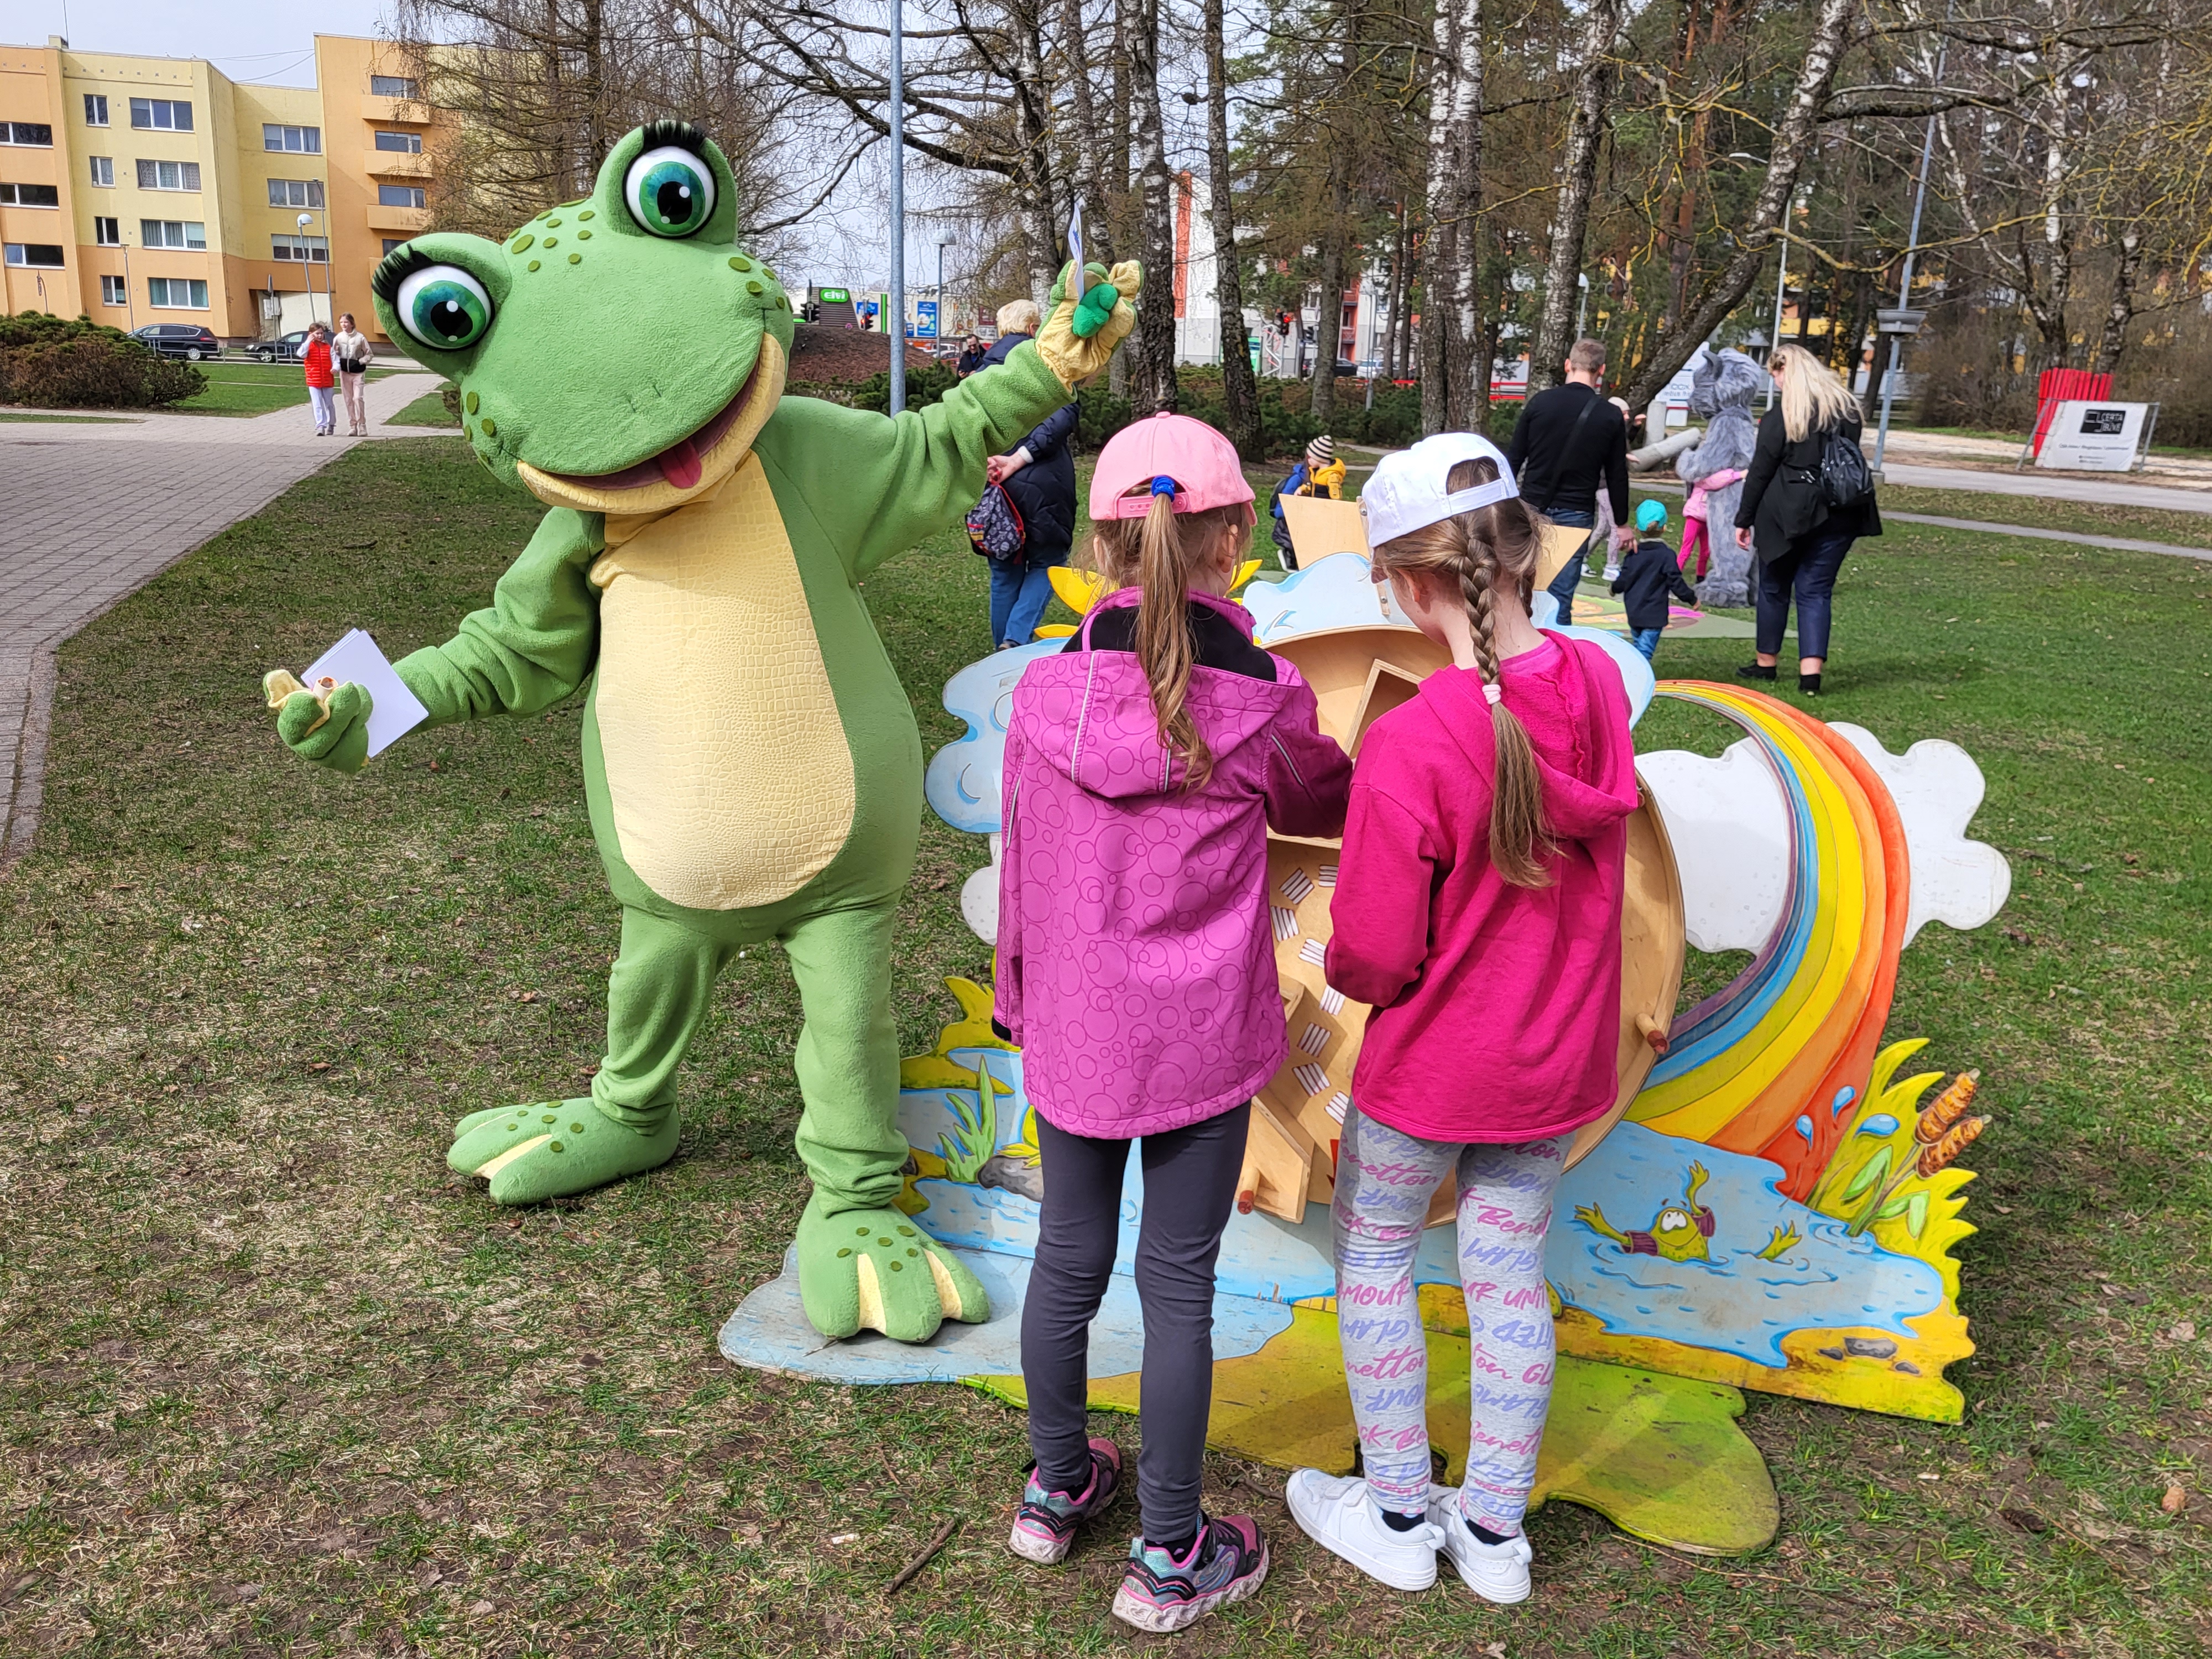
[1359,432,1520,549]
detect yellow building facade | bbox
[0,34,436,342]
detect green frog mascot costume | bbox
[264,120,1137,1345]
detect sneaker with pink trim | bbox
[1110,1513,1270,1634]
[1007,1438,1122,1564]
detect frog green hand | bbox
[264,671,372,774]
[1035,259,1141,389]
[796,1190,989,1342]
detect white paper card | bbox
[301,628,429,758]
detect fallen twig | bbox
[884,1515,961,1597]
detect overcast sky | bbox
[13,0,393,86]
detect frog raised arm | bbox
[265,119,1136,1344]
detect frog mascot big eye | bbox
[264,119,1138,1344]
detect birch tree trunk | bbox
[1060,0,1111,260]
[2093,223,2142,374]
[1308,171,1348,425]
[1419,0,1482,434]
[1528,0,1626,394]
[1621,0,1862,409]
[1128,0,1179,412]
[1203,0,1261,454]
[1011,0,1062,304]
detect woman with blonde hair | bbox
[1732,342,1881,694]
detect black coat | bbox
[1610,539,1699,630]
[1735,408,1882,563]
[979,332,1078,562]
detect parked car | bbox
[244,330,311,364]
[132,323,223,361]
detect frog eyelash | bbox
[639,119,709,161]
[372,243,436,309]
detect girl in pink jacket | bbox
[1284,434,1638,1605]
[996,413,1352,1633]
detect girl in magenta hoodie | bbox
[995,413,1352,1633]
[1284,434,1639,1606]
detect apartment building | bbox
[0,34,440,343]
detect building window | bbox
[272,234,329,263]
[4,244,66,268]
[373,130,425,154]
[84,95,109,127]
[0,183,61,207]
[378,184,427,209]
[382,238,407,255]
[140,219,207,251]
[135,159,202,192]
[148,276,208,309]
[370,75,422,98]
[100,274,127,306]
[267,178,326,209]
[1,123,55,147]
[88,155,113,187]
[94,217,119,246]
[263,124,322,154]
[129,98,194,133]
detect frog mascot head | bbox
[267,120,1138,1344]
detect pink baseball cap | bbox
[1088,411,1255,521]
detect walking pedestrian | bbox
[1733,344,1882,696]
[298,321,337,437]
[1505,338,1634,625]
[332,312,374,437]
[973,298,1077,648]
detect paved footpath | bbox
[1,369,441,864]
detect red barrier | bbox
[2030,368,2114,456]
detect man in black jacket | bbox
[978,298,1079,647]
[1506,338,1634,625]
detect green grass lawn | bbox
[388,385,461,428]
[172,362,401,418]
[3,440,2207,1655]
[0,411,135,424]
[1875,484,2212,550]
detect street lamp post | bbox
[298,212,325,326]
[1872,18,1953,477]
[937,232,955,350]
[887,0,906,414]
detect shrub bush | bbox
[0,312,205,408]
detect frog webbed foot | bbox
[447,1098,681,1204]
[1756,1222,1804,1262]
[795,1193,989,1342]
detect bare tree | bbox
[1528,0,1627,393]
[1419,0,1483,432]
[1128,0,1180,411]
[1203,0,1262,452]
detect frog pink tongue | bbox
[655,435,703,489]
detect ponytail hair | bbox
[1369,456,1556,886]
[1085,482,1248,789]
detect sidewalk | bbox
[1,369,442,865]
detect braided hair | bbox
[1369,455,1556,887]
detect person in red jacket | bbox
[296,321,337,436]
[1284,432,1639,1606]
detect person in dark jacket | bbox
[1507,338,1634,625]
[1267,434,1346,568]
[1610,500,1698,662]
[956,336,988,378]
[1732,344,1882,695]
[978,297,1078,647]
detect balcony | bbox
[361,95,430,125]
[365,204,431,234]
[367,150,432,180]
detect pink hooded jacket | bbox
[995,589,1354,1138]
[1326,634,1638,1144]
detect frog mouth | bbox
[543,353,766,492]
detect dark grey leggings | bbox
[1021,1102,1251,1542]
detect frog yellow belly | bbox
[588,457,856,910]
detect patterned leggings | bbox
[1332,1106,1569,1536]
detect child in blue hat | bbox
[1610,499,1698,661]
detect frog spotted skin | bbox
[264,119,1135,1345]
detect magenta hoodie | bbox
[1326,634,1639,1144]
[995,588,1354,1138]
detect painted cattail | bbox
[1918,1115,1988,1178]
[1916,1070,1980,1143]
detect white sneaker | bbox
[1427,1484,1533,1603]
[1285,1469,1442,1592]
